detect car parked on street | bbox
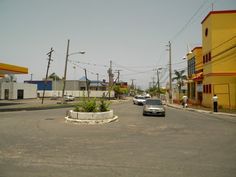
[143,98,165,117]
[64,95,75,101]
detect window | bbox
[208,52,211,61]
[209,84,211,93]
[206,54,208,63]
[188,57,195,76]
[205,28,208,37]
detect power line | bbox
[170,0,210,42]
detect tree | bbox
[172,70,187,99]
[48,72,61,81]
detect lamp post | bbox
[62,39,85,103]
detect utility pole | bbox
[30,73,33,82]
[84,68,90,98]
[167,41,172,103]
[62,39,70,103]
[96,73,99,90]
[152,77,155,87]
[155,68,162,95]
[107,60,113,99]
[131,79,135,89]
[42,47,54,104]
[157,70,160,91]
[116,70,122,83]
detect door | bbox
[17,90,24,99]
[4,89,9,100]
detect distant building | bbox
[25,76,108,91]
[0,62,37,100]
[187,47,203,104]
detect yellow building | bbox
[201,10,236,109]
[187,47,203,104]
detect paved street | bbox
[0,101,236,177]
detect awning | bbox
[0,63,28,77]
[192,72,203,80]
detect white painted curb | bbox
[65,110,118,124]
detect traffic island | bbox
[65,110,118,124]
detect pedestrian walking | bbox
[182,95,188,108]
[212,94,218,112]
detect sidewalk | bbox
[0,98,73,112]
[167,103,236,118]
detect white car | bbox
[133,95,146,105]
[64,95,75,101]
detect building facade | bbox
[201,10,236,109]
[187,47,203,104]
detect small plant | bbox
[74,104,81,112]
[80,98,97,112]
[99,99,110,112]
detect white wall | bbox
[37,90,115,98]
[0,82,37,99]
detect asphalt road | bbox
[0,101,236,177]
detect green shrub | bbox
[74,97,110,112]
[74,103,81,112]
[99,99,110,112]
[81,98,97,112]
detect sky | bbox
[1,0,236,89]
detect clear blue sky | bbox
[1,0,236,89]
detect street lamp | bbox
[62,39,85,103]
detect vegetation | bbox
[48,72,61,81]
[146,86,166,97]
[74,97,110,112]
[113,85,128,98]
[172,69,187,99]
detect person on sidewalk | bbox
[182,95,188,108]
[212,94,218,112]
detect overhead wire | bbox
[170,0,211,42]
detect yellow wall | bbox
[194,48,203,72]
[202,11,236,109]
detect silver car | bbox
[143,98,165,117]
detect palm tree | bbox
[172,70,187,99]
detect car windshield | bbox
[146,99,162,105]
[137,96,145,99]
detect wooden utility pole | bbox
[62,39,70,103]
[108,60,113,99]
[84,68,90,98]
[168,41,172,103]
[42,47,54,104]
[96,73,99,90]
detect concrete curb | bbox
[65,115,118,125]
[167,104,236,117]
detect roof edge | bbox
[201,10,236,24]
